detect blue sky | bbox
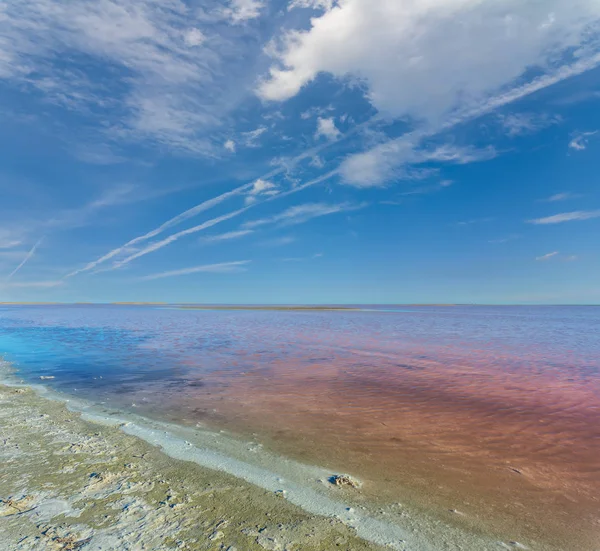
[1,0,600,304]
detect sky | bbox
[1,0,600,304]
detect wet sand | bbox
[0,384,389,551]
[2,382,523,551]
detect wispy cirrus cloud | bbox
[258,0,600,188]
[67,169,339,277]
[288,0,334,11]
[222,0,265,23]
[569,131,598,151]
[499,112,561,137]
[339,140,497,188]
[535,252,578,262]
[245,178,280,204]
[536,251,559,261]
[65,182,254,278]
[528,210,600,224]
[141,260,250,281]
[0,230,22,250]
[243,202,367,229]
[541,192,582,202]
[110,206,254,271]
[200,230,254,244]
[0,0,262,156]
[6,238,43,281]
[241,127,268,148]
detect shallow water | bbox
[1,305,599,549]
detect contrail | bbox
[64,182,254,278]
[105,170,340,272]
[65,52,600,279]
[7,238,43,280]
[64,120,373,279]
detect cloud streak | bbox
[528,210,600,225]
[7,238,43,281]
[536,252,559,261]
[69,169,340,277]
[569,131,598,151]
[200,229,254,243]
[0,0,263,155]
[141,261,250,280]
[338,52,600,187]
[65,183,254,278]
[542,192,581,202]
[243,202,367,229]
[111,206,254,271]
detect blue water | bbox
[2,304,599,549]
[1,305,599,392]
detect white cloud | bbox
[141,261,250,281]
[536,251,559,261]
[245,178,280,204]
[338,53,600,187]
[499,112,561,137]
[224,139,236,153]
[200,229,254,243]
[183,28,206,47]
[243,201,366,229]
[0,230,22,249]
[241,126,268,147]
[542,192,580,202]
[223,0,265,23]
[315,117,341,141]
[339,140,497,188]
[289,0,335,11]
[259,0,600,123]
[569,131,598,151]
[0,0,258,155]
[528,210,600,224]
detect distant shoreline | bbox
[0,303,454,309]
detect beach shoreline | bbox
[0,364,521,551]
[1,350,596,551]
[0,382,394,551]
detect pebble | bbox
[209,530,224,541]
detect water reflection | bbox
[1,305,599,549]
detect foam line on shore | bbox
[0,359,429,551]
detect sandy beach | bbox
[0,383,387,551]
[0,379,531,551]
